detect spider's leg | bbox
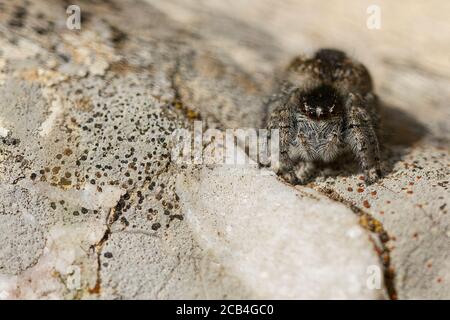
[343,93,381,184]
[268,127,299,184]
[267,99,299,184]
[293,161,316,185]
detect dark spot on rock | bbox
[170,214,184,221]
[120,217,129,226]
[59,177,72,186]
[52,167,61,174]
[8,19,23,28]
[104,252,113,259]
[58,54,70,62]
[151,222,161,231]
[34,26,49,35]
[380,232,389,243]
[363,200,371,208]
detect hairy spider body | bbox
[266,48,381,184]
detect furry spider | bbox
[266,48,381,185]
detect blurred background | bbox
[148,0,450,140]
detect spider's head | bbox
[298,84,343,120]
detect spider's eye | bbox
[300,84,342,118]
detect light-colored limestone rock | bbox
[0,0,448,300]
[150,0,450,299]
[177,164,385,299]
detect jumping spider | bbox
[266,48,381,185]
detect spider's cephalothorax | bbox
[298,84,343,120]
[266,48,381,185]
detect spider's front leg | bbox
[271,123,300,184]
[267,103,299,184]
[293,161,317,185]
[344,93,382,184]
[277,149,299,184]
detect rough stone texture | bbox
[0,0,250,299]
[147,0,450,299]
[0,0,448,299]
[176,162,385,299]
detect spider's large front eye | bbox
[300,84,342,119]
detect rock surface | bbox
[150,0,450,300]
[177,162,385,299]
[0,0,448,299]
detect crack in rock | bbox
[317,186,398,300]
